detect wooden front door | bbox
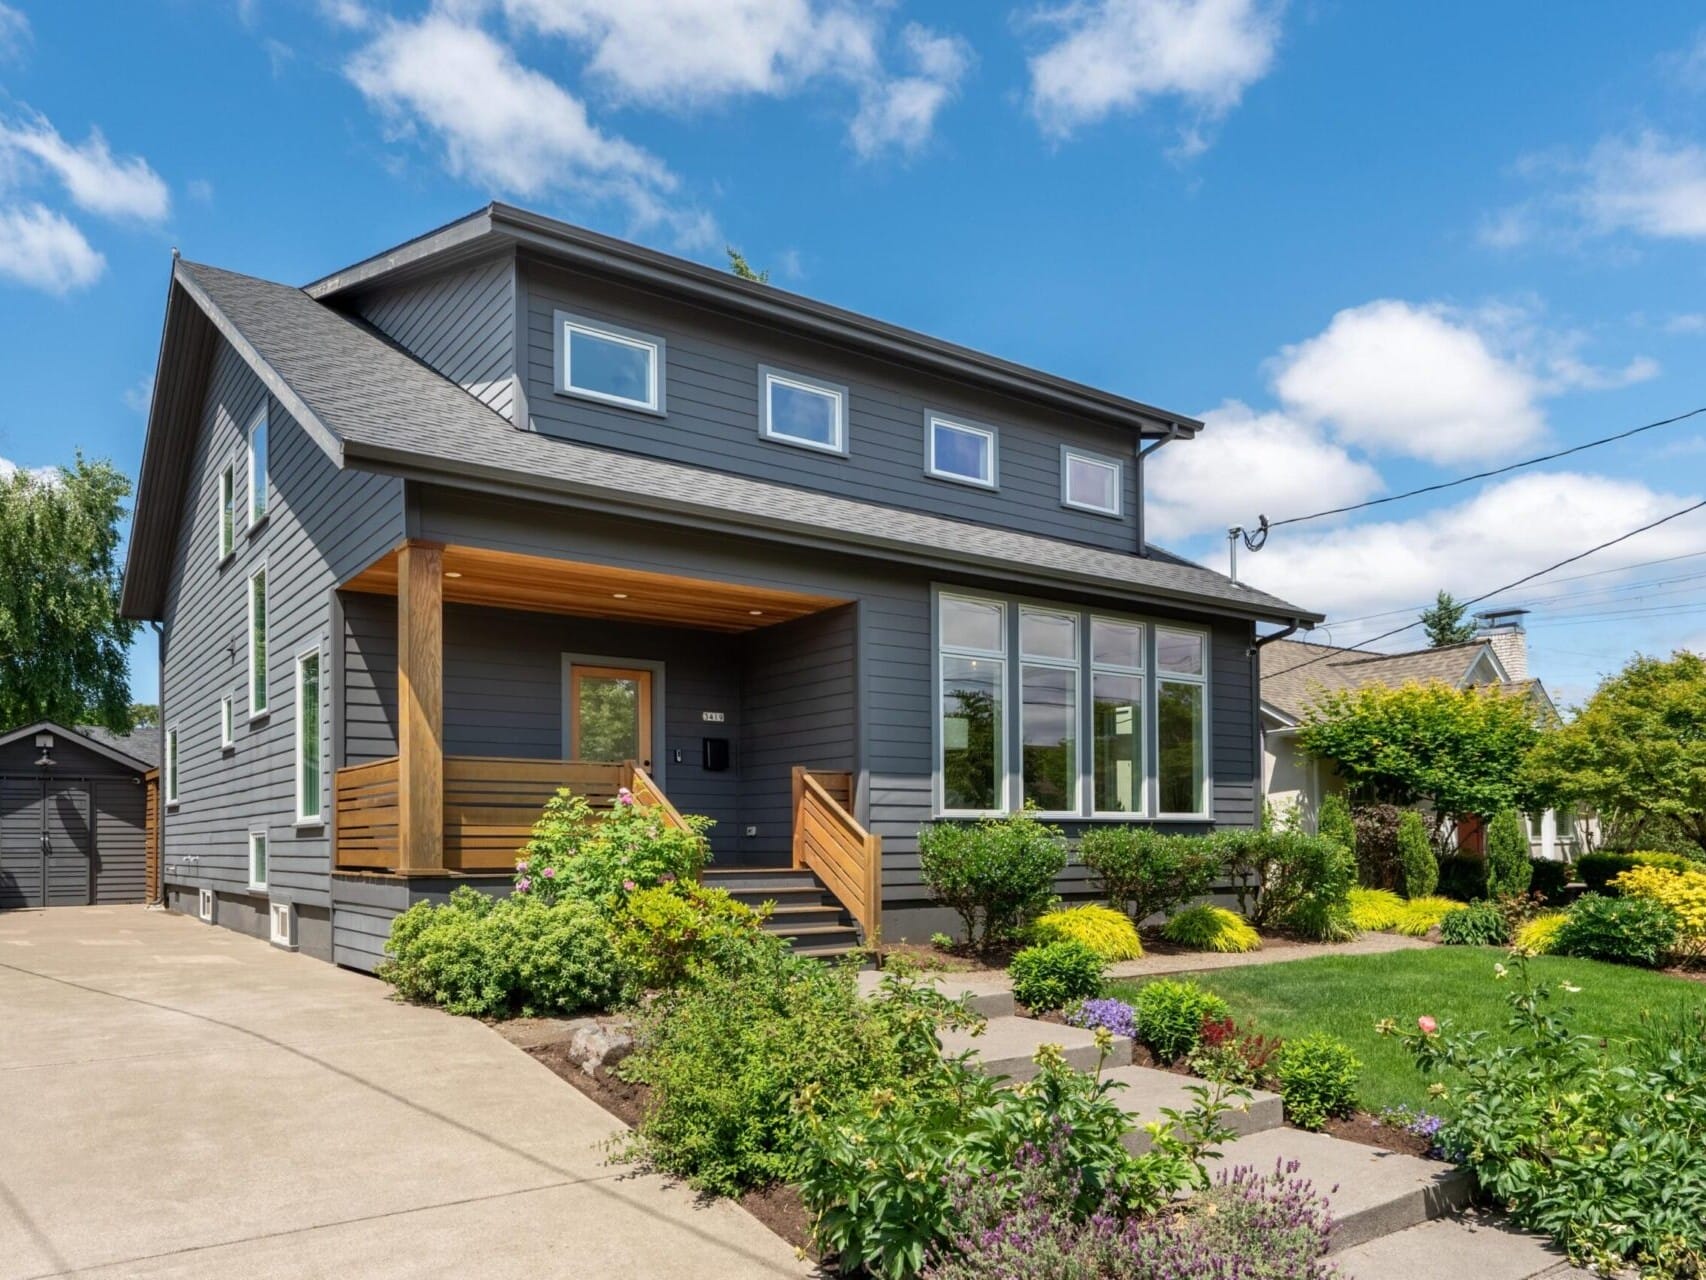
[569,666,654,772]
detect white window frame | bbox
[247,563,269,719]
[164,726,180,807]
[1061,445,1124,517]
[553,310,664,414]
[926,413,998,489]
[935,592,1008,818]
[217,462,235,562]
[248,827,268,891]
[294,644,324,824]
[1154,625,1211,820]
[1018,607,1082,818]
[758,365,849,455]
[219,694,235,751]
[245,406,268,529]
[1090,616,1147,817]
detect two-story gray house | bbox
[120,203,1319,970]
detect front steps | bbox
[699,866,863,960]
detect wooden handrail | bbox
[624,760,693,833]
[792,767,881,943]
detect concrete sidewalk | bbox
[0,906,809,1280]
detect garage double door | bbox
[0,776,93,909]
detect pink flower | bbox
[515,877,532,893]
[622,879,638,892]
[616,787,636,806]
[1417,1016,1438,1036]
[541,866,556,879]
[515,858,528,872]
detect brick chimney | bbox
[1474,608,1529,681]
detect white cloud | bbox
[1487,132,1706,250]
[1238,471,1706,629]
[1146,400,1383,541]
[0,204,105,294]
[0,455,61,484]
[850,25,972,159]
[123,376,154,415]
[1667,312,1706,333]
[1270,300,1546,464]
[0,3,30,62]
[1026,0,1280,144]
[0,114,171,222]
[319,0,373,29]
[346,12,714,246]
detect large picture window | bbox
[938,594,1005,814]
[1020,609,1078,813]
[1156,627,1208,816]
[1091,618,1145,814]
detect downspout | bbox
[152,620,165,906]
[1133,434,1176,558]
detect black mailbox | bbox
[702,737,731,772]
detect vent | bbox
[198,887,214,922]
[269,901,297,950]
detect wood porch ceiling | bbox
[341,544,847,632]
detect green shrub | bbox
[1438,901,1510,947]
[612,882,774,992]
[1436,853,1485,902]
[1391,895,1458,937]
[1513,910,1566,955]
[917,811,1067,949]
[1552,893,1680,968]
[1079,826,1220,924]
[1273,1033,1361,1130]
[620,950,980,1196]
[1161,904,1261,953]
[1347,886,1406,932]
[1351,802,1405,890]
[1317,792,1355,856]
[1528,858,1570,904]
[1577,850,1695,894]
[1219,828,1355,939]
[1486,809,1533,898]
[1134,978,1231,1063]
[1009,939,1105,1012]
[517,787,712,907]
[1031,904,1143,960]
[381,887,622,1017]
[1397,810,1438,899]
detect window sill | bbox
[294,817,325,831]
[165,801,180,811]
[1061,499,1123,520]
[247,710,270,725]
[221,744,235,754]
[924,468,997,491]
[246,512,269,538]
[553,384,665,418]
[216,550,236,570]
[761,430,848,457]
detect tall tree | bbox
[725,246,769,283]
[1522,651,1706,854]
[1419,590,1477,647]
[0,457,138,732]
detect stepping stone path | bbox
[860,968,1570,1277]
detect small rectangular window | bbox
[248,567,268,717]
[555,311,663,412]
[1062,446,1122,516]
[249,829,268,890]
[927,414,996,488]
[296,648,322,823]
[164,727,180,805]
[938,593,1006,814]
[246,408,268,527]
[217,464,235,559]
[220,695,234,750]
[760,367,847,454]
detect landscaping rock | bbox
[567,1019,636,1076]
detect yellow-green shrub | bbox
[1161,904,1261,953]
[1348,887,1405,933]
[1391,895,1457,937]
[1615,865,1706,959]
[1513,910,1566,955]
[1030,904,1143,960]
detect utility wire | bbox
[1276,498,1706,677]
[1262,404,1706,530]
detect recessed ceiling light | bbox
[443,571,463,579]
[749,609,764,616]
[612,592,629,599]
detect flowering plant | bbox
[513,787,712,906]
[1067,997,1138,1041]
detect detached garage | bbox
[0,721,157,909]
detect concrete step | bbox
[1335,1214,1586,1279]
[1214,1127,1475,1253]
[790,942,867,963]
[856,969,1016,1018]
[939,1014,1132,1082]
[1099,1064,1283,1154]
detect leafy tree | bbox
[1419,590,1477,647]
[725,247,769,283]
[1484,808,1532,898]
[129,702,159,728]
[1522,651,1706,855]
[1297,682,1542,840]
[0,457,137,732]
[1396,809,1438,898]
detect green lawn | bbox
[1107,948,1702,1116]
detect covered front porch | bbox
[327,540,882,938]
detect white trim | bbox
[294,643,324,824]
[248,827,268,891]
[245,405,268,529]
[935,592,1008,817]
[164,725,180,806]
[759,366,849,455]
[217,462,235,561]
[553,310,664,414]
[219,694,234,751]
[1060,445,1124,517]
[247,563,269,719]
[926,413,998,489]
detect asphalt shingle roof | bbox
[175,260,1318,624]
[1261,637,1492,722]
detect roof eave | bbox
[0,720,153,772]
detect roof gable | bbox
[0,721,154,772]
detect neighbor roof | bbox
[1261,637,1501,724]
[0,721,156,772]
[122,252,1320,627]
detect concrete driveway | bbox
[0,907,810,1279]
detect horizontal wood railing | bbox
[335,755,692,873]
[792,767,881,943]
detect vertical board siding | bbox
[159,339,405,914]
[521,259,1143,555]
[355,254,517,421]
[92,776,148,903]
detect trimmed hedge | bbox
[1528,858,1570,904]
[1577,850,1694,895]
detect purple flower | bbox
[1066,997,1138,1040]
[541,866,556,879]
[515,877,532,893]
[616,787,635,806]
[515,858,528,872]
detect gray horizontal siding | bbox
[93,777,148,903]
[522,259,1142,556]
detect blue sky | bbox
[1,0,1703,707]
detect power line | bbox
[1262,404,1706,530]
[1278,498,1706,677]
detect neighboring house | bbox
[119,203,1319,970]
[0,721,156,909]
[1260,610,1582,860]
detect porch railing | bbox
[791,767,882,942]
[334,756,687,873]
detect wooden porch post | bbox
[397,541,444,873]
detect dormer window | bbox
[555,311,663,413]
[760,367,847,454]
[926,413,997,489]
[1061,446,1123,516]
